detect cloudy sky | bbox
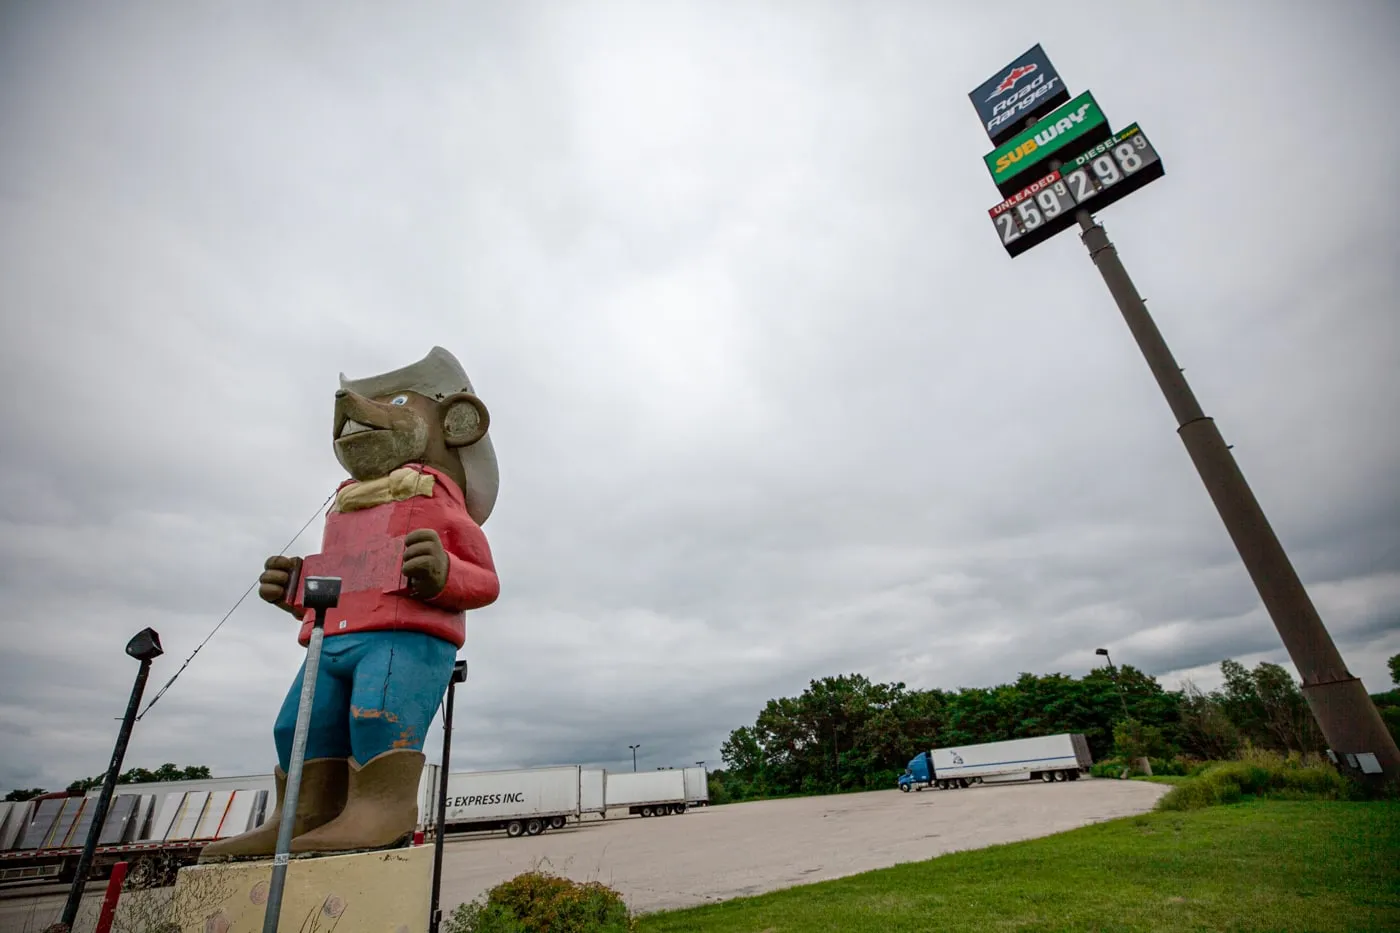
[2,1,1397,793]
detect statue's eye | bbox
[391,395,408,406]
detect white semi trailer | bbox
[604,769,688,817]
[898,733,1093,791]
[440,765,582,837]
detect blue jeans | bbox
[273,630,457,771]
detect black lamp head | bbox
[451,659,468,684]
[126,628,164,662]
[303,576,343,611]
[1095,648,1110,656]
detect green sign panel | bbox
[982,90,1106,186]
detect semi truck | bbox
[603,768,689,816]
[897,733,1093,791]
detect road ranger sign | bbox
[969,43,1071,147]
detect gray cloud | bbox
[2,1,1399,793]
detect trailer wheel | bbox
[1053,770,1066,782]
[526,819,544,836]
[125,857,156,890]
[1040,771,1053,783]
[125,853,178,890]
[507,820,524,837]
[550,816,566,830]
[639,806,652,817]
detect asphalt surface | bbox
[0,778,1168,930]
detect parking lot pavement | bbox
[0,778,1168,930]
[435,778,1170,915]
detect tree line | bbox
[4,763,212,802]
[709,654,1400,803]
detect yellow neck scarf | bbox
[334,467,436,514]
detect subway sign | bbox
[968,44,1071,148]
[983,91,1111,198]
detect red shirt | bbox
[291,465,499,648]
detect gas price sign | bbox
[989,123,1164,257]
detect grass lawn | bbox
[637,800,1399,933]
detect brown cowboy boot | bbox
[289,750,424,855]
[198,759,348,862]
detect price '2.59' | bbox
[996,180,1073,245]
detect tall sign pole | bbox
[969,46,1400,782]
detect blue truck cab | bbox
[897,752,933,791]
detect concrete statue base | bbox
[166,844,431,932]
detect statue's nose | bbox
[335,389,347,399]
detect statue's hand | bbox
[259,556,303,615]
[402,529,449,599]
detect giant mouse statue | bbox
[201,347,500,861]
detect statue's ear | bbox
[440,393,490,448]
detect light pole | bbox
[1096,647,1150,776]
[628,745,640,772]
[263,575,341,933]
[59,628,164,931]
[429,659,467,933]
[1095,648,1132,720]
[695,761,705,771]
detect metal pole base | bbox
[1302,677,1400,778]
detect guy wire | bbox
[135,491,338,721]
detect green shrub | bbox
[1090,759,1130,778]
[1091,756,1190,778]
[444,870,636,933]
[1145,757,1189,776]
[1156,751,1348,811]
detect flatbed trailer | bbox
[0,778,274,887]
[0,837,208,887]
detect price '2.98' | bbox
[1063,136,1149,204]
